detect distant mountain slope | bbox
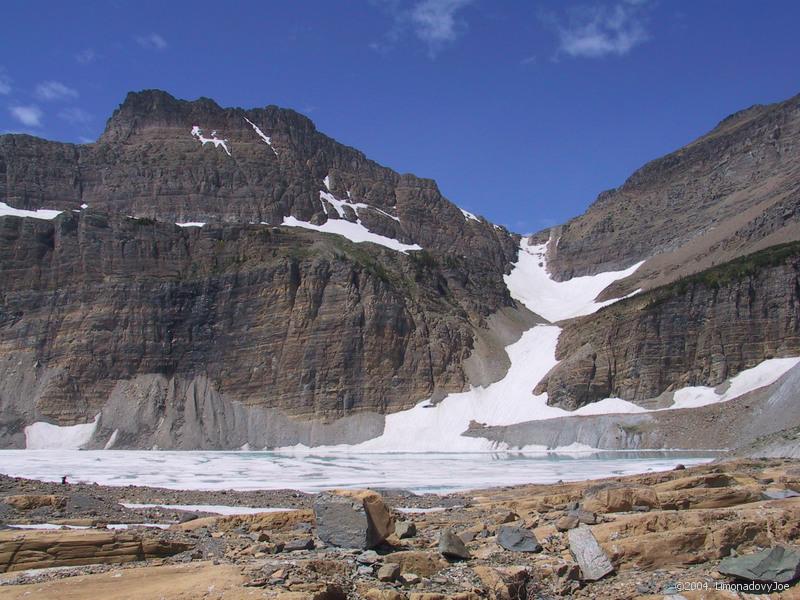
[545,92,800,300]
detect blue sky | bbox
[2,1,799,233]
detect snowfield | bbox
[24,414,100,450]
[282,215,421,253]
[0,202,63,220]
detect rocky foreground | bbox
[2,460,800,599]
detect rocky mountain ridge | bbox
[2,89,800,450]
[545,92,800,299]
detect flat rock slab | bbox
[568,525,614,581]
[718,546,800,584]
[496,525,542,553]
[0,529,190,573]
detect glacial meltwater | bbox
[0,450,718,494]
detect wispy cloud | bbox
[9,105,43,127]
[546,0,652,59]
[136,33,167,50]
[75,48,96,64]
[35,81,79,101]
[372,0,475,58]
[59,107,92,124]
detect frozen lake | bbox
[0,450,718,494]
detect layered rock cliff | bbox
[0,209,525,437]
[536,242,800,410]
[0,90,540,447]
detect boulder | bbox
[717,546,800,584]
[395,520,417,539]
[555,515,579,531]
[383,551,448,577]
[377,562,401,582]
[496,525,541,553]
[284,538,314,551]
[568,525,614,581]
[313,490,393,549]
[438,529,471,560]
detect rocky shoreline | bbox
[2,459,800,598]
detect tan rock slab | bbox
[0,529,189,573]
[0,562,251,599]
[2,495,65,510]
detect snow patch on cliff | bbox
[460,208,479,222]
[25,414,100,450]
[190,126,231,156]
[0,202,63,220]
[243,117,278,157]
[668,357,800,409]
[282,215,421,254]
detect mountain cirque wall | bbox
[536,242,800,411]
[0,90,535,448]
[545,93,800,296]
[0,210,524,448]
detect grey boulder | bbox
[496,525,542,553]
[718,546,800,584]
[439,528,471,560]
[313,489,394,549]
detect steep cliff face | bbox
[0,209,516,439]
[536,243,800,410]
[0,90,535,447]
[0,90,518,282]
[545,93,800,297]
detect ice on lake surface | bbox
[0,450,718,494]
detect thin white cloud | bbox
[75,48,96,64]
[9,105,43,127]
[59,107,92,124]
[136,33,167,50]
[372,0,475,57]
[549,1,652,59]
[410,0,473,53]
[35,81,79,101]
